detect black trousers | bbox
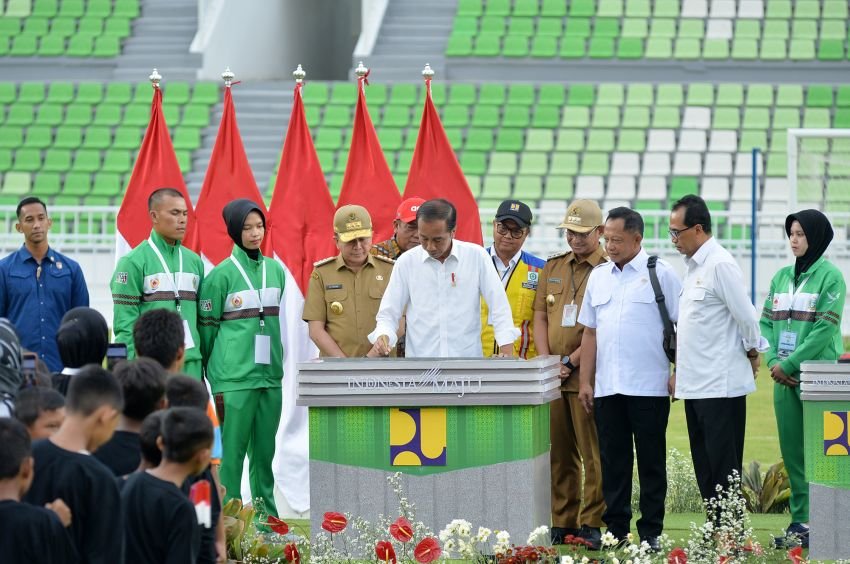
[594,394,670,539]
[684,396,747,520]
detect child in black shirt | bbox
[95,358,166,476]
[14,386,66,439]
[0,418,78,563]
[122,407,213,564]
[23,365,124,564]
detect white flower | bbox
[443,539,456,553]
[581,558,590,563]
[612,559,620,564]
[527,525,549,545]
[601,531,618,547]
[477,526,492,542]
[626,532,634,543]
[438,529,450,543]
[561,556,574,564]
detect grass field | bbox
[668,365,782,466]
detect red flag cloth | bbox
[267,83,336,295]
[116,85,198,254]
[336,76,400,242]
[404,79,482,245]
[194,86,268,266]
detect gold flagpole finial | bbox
[293,64,306,84]
[221,67,235,87]
[149,68,162,89]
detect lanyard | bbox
[147,237,183,312]
[569,262,590,304]
[491,255,515,286]
[229,254,267,330]
[786,276,810,326]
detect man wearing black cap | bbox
[480,200,545,358]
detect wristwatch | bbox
[561,356,575,371]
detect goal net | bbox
[787,128,850,335]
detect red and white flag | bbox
[404,73,482,245]
[268,79,336,514]
[116,82,198,256]
[336,68,400,242]
[194,83,268,268]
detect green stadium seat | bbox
[772,108,800,129]
[495,129,523,151]
[567,84,594,106]
[818,39,845,60]
[559,37,586,58]
[92,103,122,127]
[49,16,75,37]
[776,85,803,106]
[74,83,104,105]
[550,152,579,175]
[102,149,130,173]
[480,15,506,35]
[191,82,219,106]
[389,83,416,106]
[525,129,554,152]
[179,106,208,128]
[621,17,648,38]
[834,108,850,128]
[760,39,787,60]
[531,106,559,128]
[586,129,615,152]
[479,84,506,105]
[0,126,23,148]
[507,84,535,106]
[514,175,543,199]
[652,106,680,128]
[471,106,499,128]
[789,38,815,60]
[64,104,92,126]
[10,34,38,56]
[113,0,140,18]
[41,148,71,172]
[2,172,31,195]
[519,152,548,176]
[62,172,91,196]
[473,33,501,56]
[656,84,683,106]
[542,175,573,199]
[581,152,609,175]
[381,107,410,128]
[617,130,646,152]
[120,104,147,127]
[464,128,494,152]
[626,0,651,17]
[763,20,789,39]
[561,106,590,128]
[78,16,104,35]
[530,35,557,57]
[713,107,740,129]
[113,125,141,149]
[593,19,620,40]
[377,128,403,151]
[18,83,45,105]
[481,176,511,199]
[23,125,51,149]
[460,151,487,175]
[104,17,132,38]
[441,105,470,127]
[739,130,767,151]
[175,150,191,173]
[746,84,774,107]
[53,125,83,149]
[621,106,650,128]
[502,106,530,128]
[71,149,101,173]
[0,149,12,171]
[687,83,714,106]
[536,18,562,36]
[803,108,831,128]
[80,126,110,150]
[538,84,565,106]
[806,85,833,107]
[0,18,22,35]
[314,129,343,151]
[731,38,758,60]
[512,0,538,16]
[540,0,566,17]
[649,18,675,38]
[33,172,61,196]
[556,129,584,151]
[6,104,35,126]
[617,38,644,58]
[66,34,95,57]
[172,128,201,150]
[488,152,517,175]
[645,37,672,58]
[742,108,770,130]
[592,106,620,128]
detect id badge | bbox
[561,303,578,327]
[255,334,271,365]
[182,320,195,350]
[778,330,797,360]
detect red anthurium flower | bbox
[284,542,300,563]
[717,556,729,564]
[788,545,805,564]
[390,517,414,543]
[375,540,398,563]
[667,547,687,564]
[414,537,441,563]
[321,511,347,533]
[266,515,289,535]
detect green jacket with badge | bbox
[110,229,204,364]
[760,257,845,377]
[199,245,285,393]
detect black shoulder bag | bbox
[647,256,677,364]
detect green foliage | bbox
[741,460,791,514]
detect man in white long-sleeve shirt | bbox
[669,194,764,521]
[369,198,520,358]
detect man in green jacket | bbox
[111,188,205,378]
[199,199,285,517]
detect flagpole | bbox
[355,61,368,93]
[422,63,434,95]
[222,66,234,88]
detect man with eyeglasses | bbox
[480,200,545,358]
[669,194,765,526]
[533,199,607,548]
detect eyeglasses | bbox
[566,228,597,240]
[495,222,527,239]
[668,225,697,240]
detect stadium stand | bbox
[446,0,850,61]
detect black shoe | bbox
[641,536,661,553]
[579,526,602,551]
[551,526,581,545]
[774,522,809,549]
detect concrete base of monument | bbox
[809,483,850,560]
[309,453,551,545]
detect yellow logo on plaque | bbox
[389,408,446,466]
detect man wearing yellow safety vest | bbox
[480,200,545,358]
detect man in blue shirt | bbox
[0,197,89,371]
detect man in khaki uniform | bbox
[533,199,607,548]
[303,205,395,357]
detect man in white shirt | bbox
[370,198,519,358]
[577,207,681,550]
[669,194,762,520]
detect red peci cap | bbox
[395,197,426,223]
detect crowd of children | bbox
[0,307,226,564]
